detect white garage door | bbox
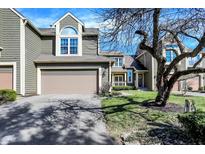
[41,70,98,94]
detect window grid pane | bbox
[60,38,68,54]
[166,50,172,62]
[127,70,133,83]
[70,38,78,54]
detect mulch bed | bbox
[142,101,183,113]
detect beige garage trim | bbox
[0,66,13,90]
[41,69,98,94]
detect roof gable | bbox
[52,12,84,27]
[10,8,26,19]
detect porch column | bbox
[135,72,138,89]
[199,74,204,88]
[124,72,127,86]
[142,73,145,88]
[109,62,112,92]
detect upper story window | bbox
[166,50,176,63]
[188,54,201,66]
[60,27,79,55]
[113,57,123,67]
[127,70,133,83]
[165,44,178,63]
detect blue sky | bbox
[16,8,101,28]
[16,8,199,54]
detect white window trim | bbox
[56,23,82,57]
[113,57,124,67]
[127,70,133,83]
[0,62,17,91]
[37,66,102,95]
[113,74,125,86]
[60,36,79,56]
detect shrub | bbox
[187,86,193,91]
[0,89,17,104]
[100,82,111,96]
[198,87,204,91]
[178,112,205,144]
[112,86,135,91]
[111,91,121,96]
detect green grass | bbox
[101,90,205,144]
[121,90,205,111]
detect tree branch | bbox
[153,9,161,52]
[164,32,205,77]
[161,29,185,54]
[179,31,200,42]
[135,30,154,56]
[169,68,205,85]
[193,54,205,68]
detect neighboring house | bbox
[100,51,148,89]
[137,40,205,91]
[0,8,113,95]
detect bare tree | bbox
[101,8,205,106]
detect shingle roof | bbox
[83,28,99,35]
[99,51,124,56]
[124,55,147,71]
[34,54,113,63]
[39,28,56,36]
[38,28,99,36]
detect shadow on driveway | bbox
[0,95,115,145]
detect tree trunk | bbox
[155,86,172,107]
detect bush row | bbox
[0,89,17,104]
[112,86,135,91]
[178,112,205,144]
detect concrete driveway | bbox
[0,95,115,145]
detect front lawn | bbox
[101,90,205,144]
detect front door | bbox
[138,74,143,88]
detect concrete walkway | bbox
[0,95,115,145]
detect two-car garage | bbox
[40,69,99,95]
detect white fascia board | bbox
[10,8,26,20]
[52,12,84,27]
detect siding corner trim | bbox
[20,19,26,95]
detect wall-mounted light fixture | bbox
[0,47,3,57]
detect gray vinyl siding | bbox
[138,52,154,90]
[59,15,78,31]
[0,8,21,93]
[25,24,41,95]
[41,36,55,55]
[82,36,98,56]
[0,9,2,47]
